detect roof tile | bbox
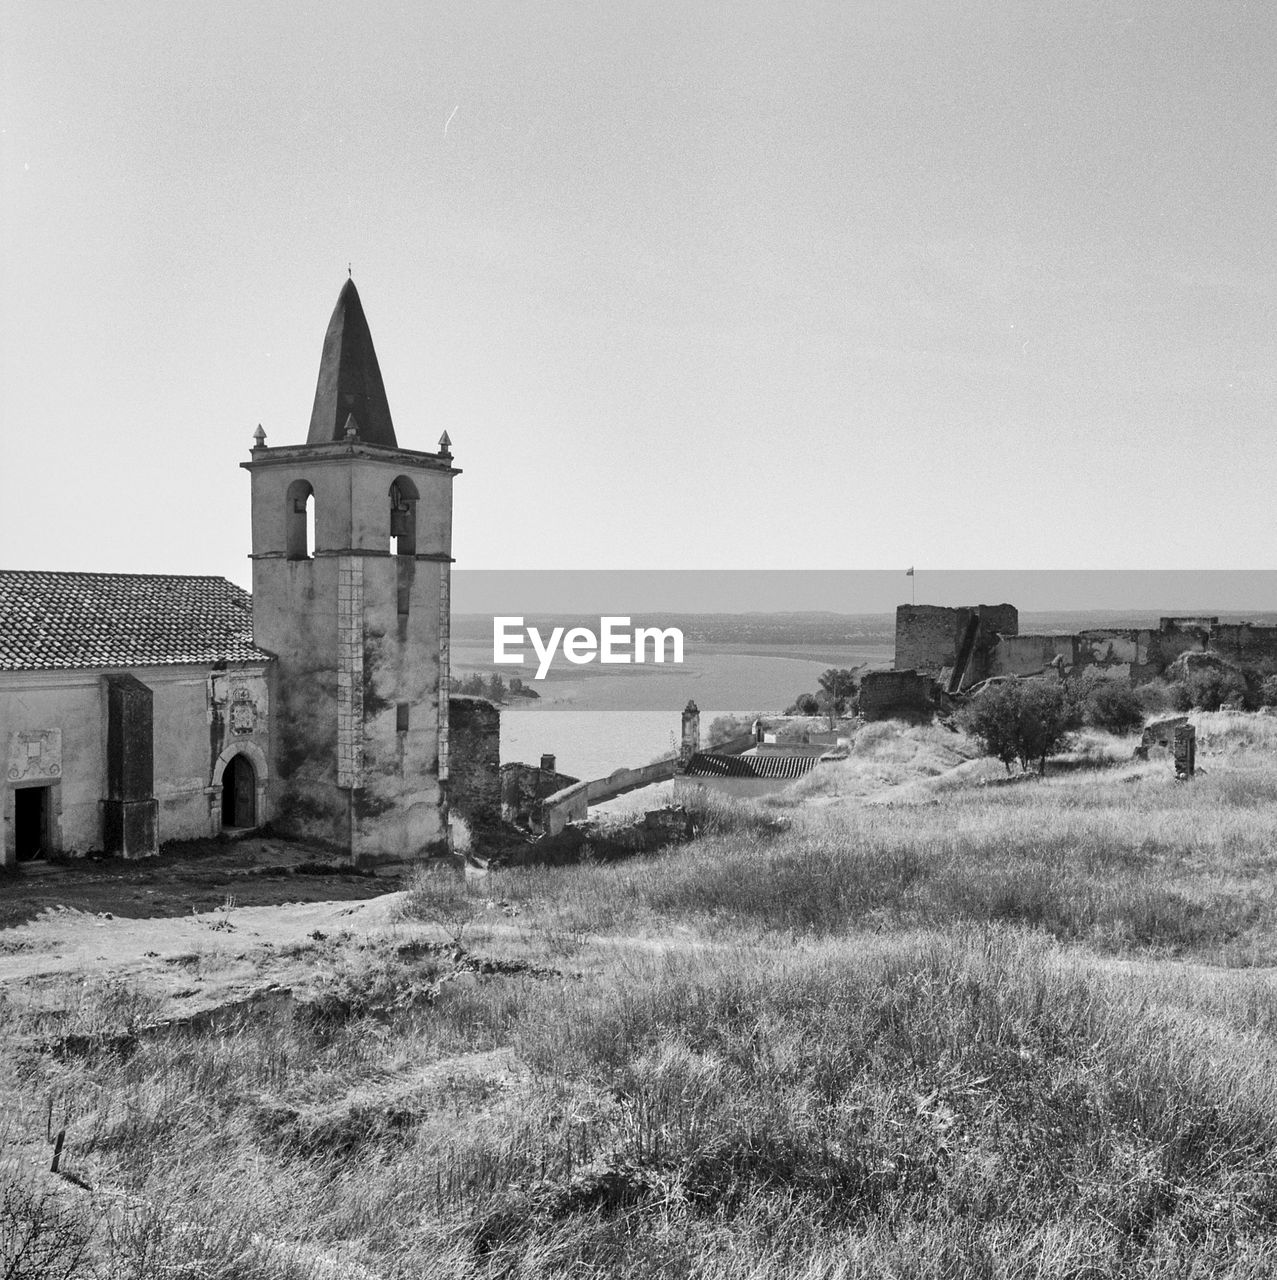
[685,752,821,780]
[0,571,268,671]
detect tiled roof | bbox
[685,751,822,780]
[0,571,269,671]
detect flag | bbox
[905,567,914,576]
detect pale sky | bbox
[3,2,1275,591]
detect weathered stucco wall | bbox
[1,662,270,865]
[355,554,446,857]
[539,780,590,836]
[448,695,500,827]
[990,623,1222,685]
[247,439,454,859]
[991,634,1079,677]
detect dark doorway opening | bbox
[221,756,257,830]
[15,787,50,861]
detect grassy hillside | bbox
[5,714,1277,1277]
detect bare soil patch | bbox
[0,837,406,930]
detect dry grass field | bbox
[5,712,1277,1277]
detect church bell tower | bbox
[243,279,457,858]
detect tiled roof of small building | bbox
[685,751,822,780]
[0,571,269,671]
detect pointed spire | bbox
[438,430,452,459]
[306,278,398,447]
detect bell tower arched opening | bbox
[286,479,315,560]
[389,477,418,556]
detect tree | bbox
[785,693,820,716]
[960,680,1072,775]
[817,668,858,729]
[486,673,507,703]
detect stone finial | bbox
[343,413,359,440]
[252,424,267,449]
[438,430,453,459]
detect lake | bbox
[450,640,891,779]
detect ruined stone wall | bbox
[991,634,1079,678]
[895,606,960,673]
[990,624,1215,685]
[1209,624,1277,670]
[859,670,934,721]
[447,695,500,828]
[500,761,581,828]
[895,604,1018,678]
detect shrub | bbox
[959,680,1072,775]
[1,1178,93,1280]
[1261,675,1277,708]
[1070,671,1144,735]
[1135,681,1174,715]
[707,714,760,746]
[1185,667,1249,712]
[784,693,820,716]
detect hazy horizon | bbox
[5,3,1275,585]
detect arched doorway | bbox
[221,754,257,829]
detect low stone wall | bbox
[538,727,757,837]
[539,780,591,836]
[585,757,679,804]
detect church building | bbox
[0,280,460,867]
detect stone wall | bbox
[538,780,590,837]
[990,623,1218,685]
[991,633,1079,678]
[585,757,679,803]
[1210,624,1277,669]
[500,760,581,829]
[895,604,1018,682]
[859,670,935,721]
[447,695,500,828]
